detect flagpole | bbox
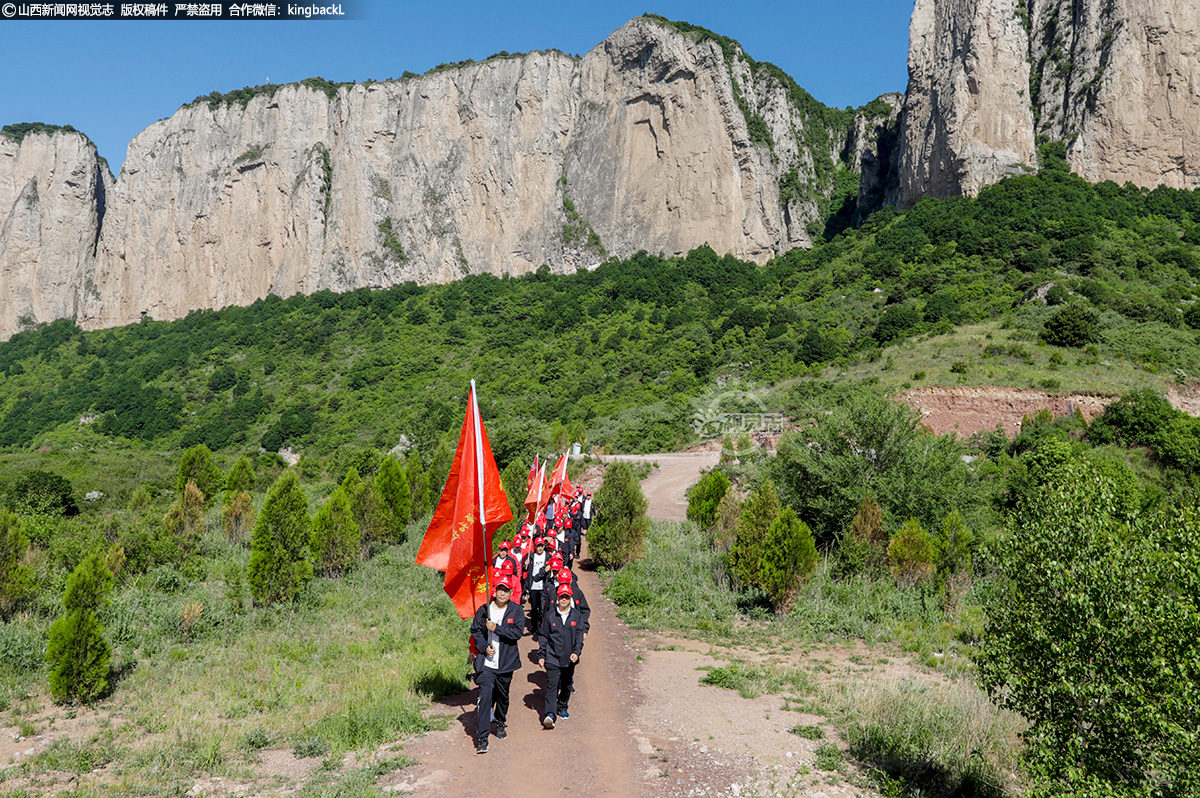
[471,380,489,613]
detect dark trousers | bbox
[475,668,512,742]
[528,589,544,632]
[544,662,576,718]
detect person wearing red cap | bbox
[468,574,525,754]
[536,582,585,728]
[555,566,590,635]
[524,536,549,632]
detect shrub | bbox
[729,480,782,588]
[45,554,114,704]
[887,518,934,587]
[758,507,818,611]
[1087,388,1176,448]
[588,462,649,567]
[177,444,223,505]
[224,455,255,494]
[0,507,33,619]
[373,456,411,544]
[975,463,1200,797]
[11,470,78,517]
[686,470,730,530]
[1040,302,1099,347]
[710,490,742,550]
[310,487,360,578]
[247,471,313,605]
[221,490,255,544]
[163,480,207,556]
[838,493,886,577]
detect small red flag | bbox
[524,462,547,523]
[416,381,513,619]
[526,454,539,495]
[549,451,572,499]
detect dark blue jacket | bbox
[470,600,525,673]
[536,605,585,668]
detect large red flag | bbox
[549,451,573,499]
[526,454,539,495]
[416,381,513,619]
[524,462,547,523]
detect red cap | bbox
[556,583,573,597]
[494,574,515,592]
[499,541,510,550]
[557,567,572,584]
[534,536,545,547]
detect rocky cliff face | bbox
[898,0,1200,206]
[0,17,891,338]
[0,130,111,338]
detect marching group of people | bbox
[469,489,596,754]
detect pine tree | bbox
[838,493,886,577]
[887,518,935,586]
[0,508,33,620]
[372,456,411,544]
[221,489,255,544]
[45,553,113,704]
[759,507,818,612]
[729,480,782,588]
[164,479,207,555]
[406,450,431,520]
[177,444,223,506]
[339,468,376,541]
[589,462,649,567]
[310,487,360,577]
[224,455,255,495]
[247,471,312,605]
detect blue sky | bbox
[2,1,914,172]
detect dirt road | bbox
[598,452,719,521]
[385,548,651,796]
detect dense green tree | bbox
[589,462,649,567]
[1040,302,1099,348]
[310,487,360,577]
[838,493,886,577]
[177,444,223,505]
[887,518,934,586]
[975,463,1200,797]
[225,454,255,495]
[247,471,312,605]
[0,508,33,619]
[773,395,974,546]
[372,456,411,544]
[686,470,730,530]
[45,553,113,704]
[406,450,432,520]
[729,480,782,589]
[11,470,78,517]
[758,507,818,611]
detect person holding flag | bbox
[413,380,515,754]
[469,574,524,753]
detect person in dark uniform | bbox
[536,582,585,728]
[468,574,525,754]
[523,536,550,632]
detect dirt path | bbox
[385,547,651,797]
[598,452,719,521]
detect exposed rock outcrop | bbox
[898,0,1200,207]
[1,17,894,338]
[0,131,111,338]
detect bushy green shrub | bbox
[686,470,730,530]
[373,456,411,544]
[310,487,360,578]
[0,507,33,619]
[975,463,1200,797]
[729,480,783,589]
[837,493,886,577]
[11,470,78,517]
[224,455,255,495]
[247,471,312,605]
[887,518,934,587]
[46,554,113,704]
[1040,302,1099,347]
[758,507,818,611]
[588,462,649,567]
[176,445,223,505]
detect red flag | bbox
[524,462,547,522]
[549,451,572,498]
[526,454,539,495]
[416,381,513,619]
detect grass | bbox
[806,317,1191,400]
[3,523,465,796]
[699,661,816,699]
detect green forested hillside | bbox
[1,150,1199,471]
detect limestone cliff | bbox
[898,0,1200,206]
[0,128,111,338]
[0,17,889,338]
